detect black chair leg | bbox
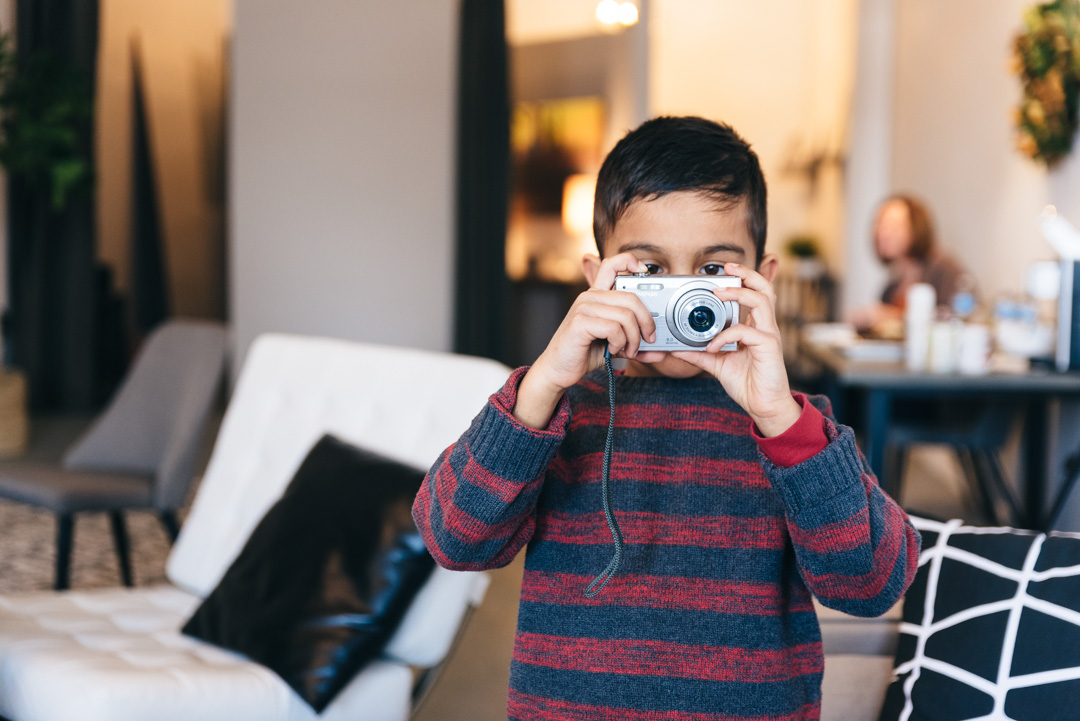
[970,450,1005,526]
[886,444,908,503]
[55,514,73,591]
[1045,463,1080,531]
[956,447,998,525]
[109,511,134,588]
[984,452,1023,528]
[159,510,180,543]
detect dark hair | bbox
[593,116,768,264]
[875,194,937,261]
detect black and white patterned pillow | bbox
[880,516,1080,721]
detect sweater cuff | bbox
[752,393,829,467]
[465,366,570,482]
[761,423,866,517]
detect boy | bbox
[412,116,920,720]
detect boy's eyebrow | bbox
[699,244,747,257]
[616,242,666,255]
[615,242,749,258]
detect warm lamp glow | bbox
[564,173,600,262]
[596,0,620,25]
[596,0,638,27]
[562,173,597,239]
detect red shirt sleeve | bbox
[751,393,829,467]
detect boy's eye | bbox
[644,264,662,275]
[700,264,723,275]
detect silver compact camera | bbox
[614,273,741,351]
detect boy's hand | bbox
[514,253,663,429]
[671,263,801,437]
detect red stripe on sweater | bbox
[519,571,814,615]
[431,460,525,545]
[462,445,525,503]
[414,471,531,571]
[549,452,769,489]
[513,633,822,682]
[576,376,608,394]
[571,402,748,435]
[788,506,871,554]
[508,689,821,721]
[536,510,787,549]
[801,490,906,600]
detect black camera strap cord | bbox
[584,347,624,597]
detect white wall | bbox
[648,0,858,273]
[229,0,457,369]
[889,0,1055,301]
[842,0,894,313]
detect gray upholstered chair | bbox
[0,320,228,589]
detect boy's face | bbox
[584,191,778,379]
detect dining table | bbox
[802,340,1080,530]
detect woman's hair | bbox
[876,194,937,261]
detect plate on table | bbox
[838,340,904,363]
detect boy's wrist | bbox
[749,397,803,438]
[513,366,566,430]
[753,394,830,467]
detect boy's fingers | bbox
[583,318,628,356]
[591,252,649,291]
[712,287,779,334]
[574,288,657,343]
[577,302,643,356]
[669,350,721,373]
[634,351,667,364]
[705,323,777,353]
[723,262,777,305]
[582,289,657,342]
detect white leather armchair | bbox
[0,335,512,721]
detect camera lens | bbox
[666,282,734,347]
[688,306,715,332]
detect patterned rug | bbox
[0,501,175,592]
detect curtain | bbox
[6,0,101,408]
[453,0,510,363]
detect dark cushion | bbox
[182,434,434,712]
[880,516,1080,721]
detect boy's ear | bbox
[582,253,602,287]
[757,252,780,283]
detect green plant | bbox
[1012,0,1080,167]
[0,32,92,209]
[785,235,820,259]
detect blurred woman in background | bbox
[850,194,968,333]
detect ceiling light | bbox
[596,0,620,25]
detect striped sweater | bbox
[412,367,921,720]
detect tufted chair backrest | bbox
[166,334,512,598]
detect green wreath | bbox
[1012,0,1080,167]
